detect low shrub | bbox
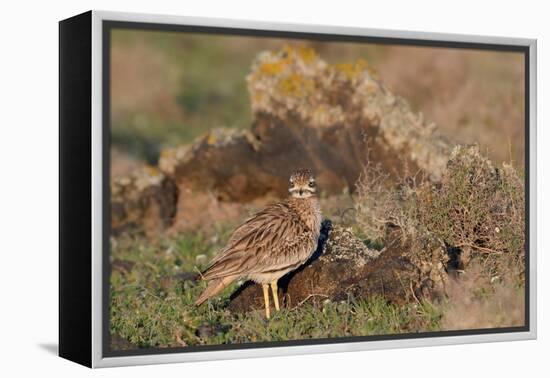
[355,145,525,282]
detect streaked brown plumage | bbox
[195,169,322,318]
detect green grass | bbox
[110,230,443,349]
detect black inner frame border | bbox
[102,20,531,359]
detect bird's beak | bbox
[299,189,303,196]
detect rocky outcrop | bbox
[247,47,451,181]
[157,47,451,205]
[111,47,454,235]
[228,221,447,312]
[111,166,177,237]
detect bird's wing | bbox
[206,203,288,266]
[200,202,313,280]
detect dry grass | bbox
[418,146,525,279]
[377,46,525,167]
[354,157,421,242]
[354,145,526,329]
[355,145,525,281]
[440,264,524,330]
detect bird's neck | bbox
[289,196,322,234]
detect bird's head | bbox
[288,168,317,199]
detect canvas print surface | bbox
[107,27,526,353]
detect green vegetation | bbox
[110,231,442,349]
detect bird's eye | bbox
[308,181,315,188]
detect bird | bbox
[195,168,322,318]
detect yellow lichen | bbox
[206,132,217,146]
[159,148,175,160]
[296,46,317,63]
[334,58,370,80]
[316,104,328,114]
[282,44,295,57]
[280,45,317,64]
[144,165,160,177]
[253,92,264,103]
[259,60,286,75]
[277,74,315,97]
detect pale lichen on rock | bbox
[149,46,456,214]
[248,46,451,180]
[111,166,177,236]
[320,225,381,268]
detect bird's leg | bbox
[262,283,271,319]
[270,281,280,311]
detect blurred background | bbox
[110,29,525,177]
[108,28,527,349]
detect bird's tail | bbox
[195,275,237,306]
